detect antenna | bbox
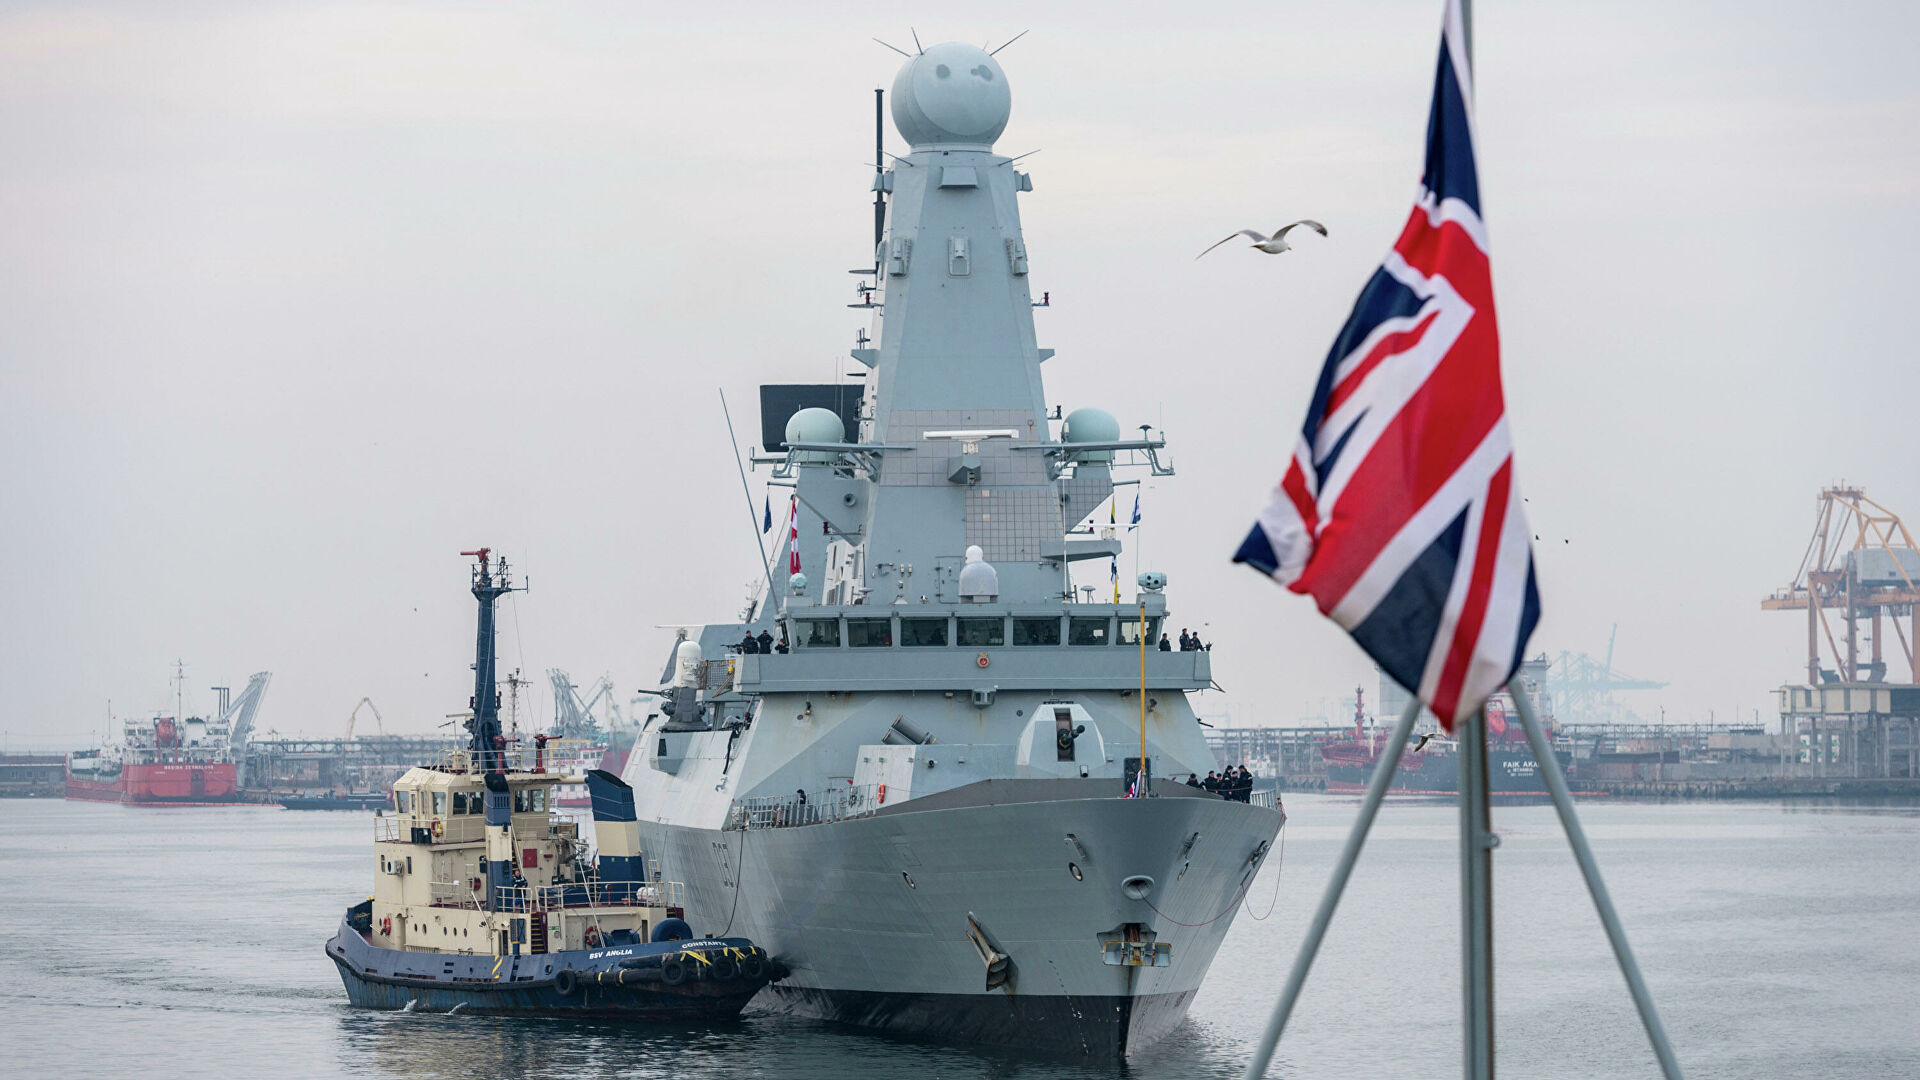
[910,28,923,54]
[871,37,911,58]
[873,87,886,275]
[990,29,1029,56]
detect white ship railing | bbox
[1250,787,1282,810]
[429,878,686,912]
[728,783,884,830]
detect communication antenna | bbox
[873,87,886,275]
[990,29,1029,56]
[871,37,911,58]
[909,27,923,54]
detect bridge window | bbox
[394,790,412,813]
[431,791,448,817]
[795,619,841,648]
[847,618,893,648]
[956,617,1005,647]
[452,791,481,815]
[1013,617,1062,646]
[901,617,949,647]
[1069,617,1111,646]
[1117,616,1162,646]
[513,788,548,813]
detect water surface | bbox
[3,795,1914,1078]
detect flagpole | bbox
[1459,706,1495,1080]
[1508,686,1684,1079]
[1242,697,1421,1080]
[719,389,778,611]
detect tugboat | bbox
[326,549,781,1016]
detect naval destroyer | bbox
[621,41,1284,1057]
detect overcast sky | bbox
[3,0,1915,747]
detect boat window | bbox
[1116,616,1161,646]
[432,791,448,816]
[1012,617,1062,646]
[956,617,1005,647]
[847,618,893,647]
[795,618,841,648]
[452,791,481,815]
[1068,617,1111,646]
[901,618,949,647]
[394,790,411,813]
[530,788,547,812]
[512,788,547,813]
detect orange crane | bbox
[1761,486,1920,685]
[345,697,386,741]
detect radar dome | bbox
[1062,407,1120,463]
[785,407,846,464]
[890,42,1011,150]
[958,544,999,601]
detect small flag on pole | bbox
[1110,555,1120,603]
[1129,492,1141,531]
[763,494,773,534]
[786,496,802,576]
[1233,0,1538,731]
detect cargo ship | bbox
[1321,683,1568,796]
[66,669,272,805]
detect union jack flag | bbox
[1233,0,1538,730]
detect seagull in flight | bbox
[1412,732,1443,752]
[1197,220,1328,259]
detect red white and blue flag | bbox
[1233,0,1538,730]
[786,495,802,575]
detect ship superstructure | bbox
[67,669,272,804]
[620,42,1283,1057]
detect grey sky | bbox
[3,1,1915,745]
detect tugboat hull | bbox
[326,918,774,1019]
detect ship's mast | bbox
[461,548,520,773]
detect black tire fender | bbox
[660,957,687,986]
[553,968,579,996]
[708,957,738,982]
[739,954,768,981]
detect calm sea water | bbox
[3,794,1914,1079]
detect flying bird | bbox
[1196,220,1328,259]
[1412,733,1443,752]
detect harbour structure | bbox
[66,669,272,804]
[1763,486,1920,780]
[328,550,779,1016]
[547,669,639,807]
[620,42,1284,1057]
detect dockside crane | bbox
[346,697,385,742]
[1761,486,1920,685]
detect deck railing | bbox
[728,783,884,830]
[1250,786,1282,810]
[428,877,686,912]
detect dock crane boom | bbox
[346,697,386,741]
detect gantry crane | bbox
[1761,486,1920,685]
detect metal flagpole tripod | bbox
[1240,685,1683,1080]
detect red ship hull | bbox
[66,762,247,805]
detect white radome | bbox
[890,42,1012,149]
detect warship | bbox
[327,550,779,1017]
[620,41,1285,1057]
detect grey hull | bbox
[640,782,1283,1057]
